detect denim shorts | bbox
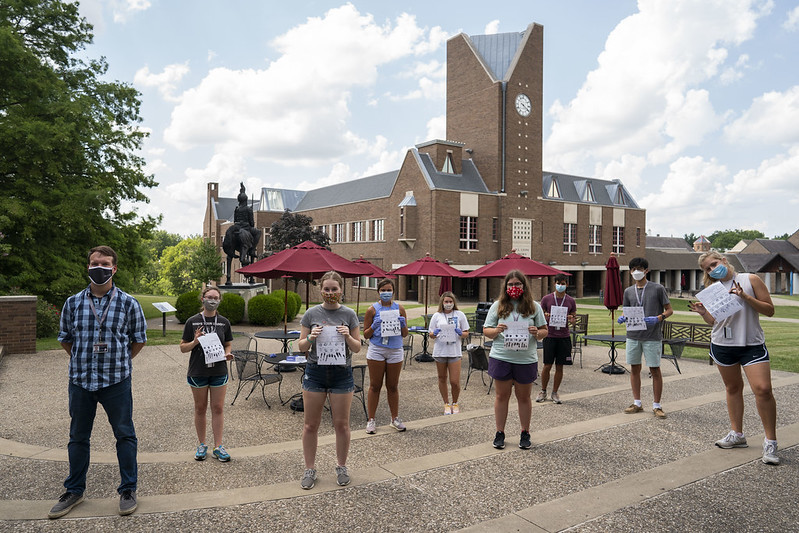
[488,358,538,384]
[302,363,354,394]
[187,374,229,388]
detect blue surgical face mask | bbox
[555,284,566,293]
[379,291,393,302]
[709,264,728,280]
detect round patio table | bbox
[583,334,628,374]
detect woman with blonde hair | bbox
[482,270,547,450]
[428,291,469,414]
[689,251,779,465]
[296,271,362,488]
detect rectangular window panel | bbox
[563,223,577,253]
[460,216,478,250]
[613,226,625,254]
[372,219,384,241]
[588,224,602,254]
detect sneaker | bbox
[493,431,506,449]
[390,417,406,432]
[762,440,780,465]
[443,403,452,415]
[213,445,231,462]
[366,418,376,434]
[624,404,644,414]
[519,430,532,449]
[535,390,547,403]
[335,465,351,486]
[451,402,460,414]
[118,489,137,516]
[551,392,562,404]
[715,430,748,449]
[48,492,85,519]
[301,468,317,490]
[653,408,667,419]
[195,443,208,461]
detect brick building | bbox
[204,23,647,302]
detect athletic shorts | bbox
[302,362,354,394]
[366,343,404,364]
[488,358,538,384]
[187,374,229,388]
[709,343,769,367]
[625,339,662,368]
[433,355,462,364]
[543,337,572,365]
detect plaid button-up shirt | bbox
[58,285,148,391]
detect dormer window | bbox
[547,177,561,199]
[442,152,455,174]
[583,182,595,202]
[614,186,627,206]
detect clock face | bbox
[515,93,531,117]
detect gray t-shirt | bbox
[300,304,360,365]
[622,282,670,341]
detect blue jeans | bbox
[65,377,137,494]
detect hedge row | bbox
[175,289,301,327]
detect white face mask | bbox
[631,270,646,281]
[443,303,454,312]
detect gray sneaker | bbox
[48,492,84,519]
[335,465,350,486]
[762,440,780,465]
[301,468,317,490]
[715,430,748,449]
[551,391,562,404]
[118,490,137,516]
[535,390,547,403]
[390,417,406,432]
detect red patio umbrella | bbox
[464,250,569,279]
[603,253,624,336]
[389,253,463,318]
[236,240,372,330]
[352,256,394,315]
[438,275,452,296]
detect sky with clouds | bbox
[78,0,799,241]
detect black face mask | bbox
[88,266,114,285]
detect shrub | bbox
[36,297,60,338]
[218,292,245,325]
[271,290,302,321]
[247,293,284,326]
[175,290,201,323]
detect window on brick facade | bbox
[460,216,478,250]
[589,224,602,254]
[333,223,345,243]
[442,152,455,173]
[636,227,641,247]
[399,208,405,236]
[372,219,384,241]
[351,221,366,242]
[613,226,625,254]
[563,223,577,253]
[492,217,499,241]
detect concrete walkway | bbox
[0,307,797,532]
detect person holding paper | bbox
[363,278,409,434]
[429,292,470,415]
[179,286,233,463]
[482,270,547,450]
[296,271,361,489]
[538,274,577,404]
[50,246,147,519]
[617,257,672,419]
[689,251,779,465]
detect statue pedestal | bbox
[219,283,267,322]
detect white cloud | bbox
[544,0,770,175]
[724,145,799,200]
[784,5,799,30]
[484,20,500,34]
[111,0,151,23]
[425,114,446,142]
[163,4,444,166]
[134,63,190,101]
[724,85,799,145]
[719,53,749,84]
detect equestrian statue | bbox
[222,182,262,284]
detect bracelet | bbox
[307,335,315,344]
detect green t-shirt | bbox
[484,300,546,364]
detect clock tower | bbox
[446,23,544,256]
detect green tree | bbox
[683,233,698,246]
[0,0,157,305]
[161,238,202,295]
[267,210,330,253]
[189,238,223,287]
[135,230,182,294]
[708,229,765,251]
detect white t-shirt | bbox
[429,310,469,357]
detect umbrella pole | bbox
[284,277,289,334]
[356,284,361,316]
[611,309,615,337]
[306,274,311,311]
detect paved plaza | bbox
[0,305,797,532]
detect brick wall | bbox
[0,296,37,354]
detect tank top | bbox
[370,301,403,349]
[711,273,765,346]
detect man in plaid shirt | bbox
[49,246,147,519]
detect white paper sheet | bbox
[622,306,647,331]
[316,325,346,365]
[696,282,745,322]
[198,333,227,365]
[503,321,530,351]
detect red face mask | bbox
[506,286,523,299]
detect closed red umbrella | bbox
[352,256,394,315]
[236,240,372,330]
[438,275,452,296]
[603,253,624,336]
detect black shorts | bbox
[543,337,572,365]
[709,343,769,367]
